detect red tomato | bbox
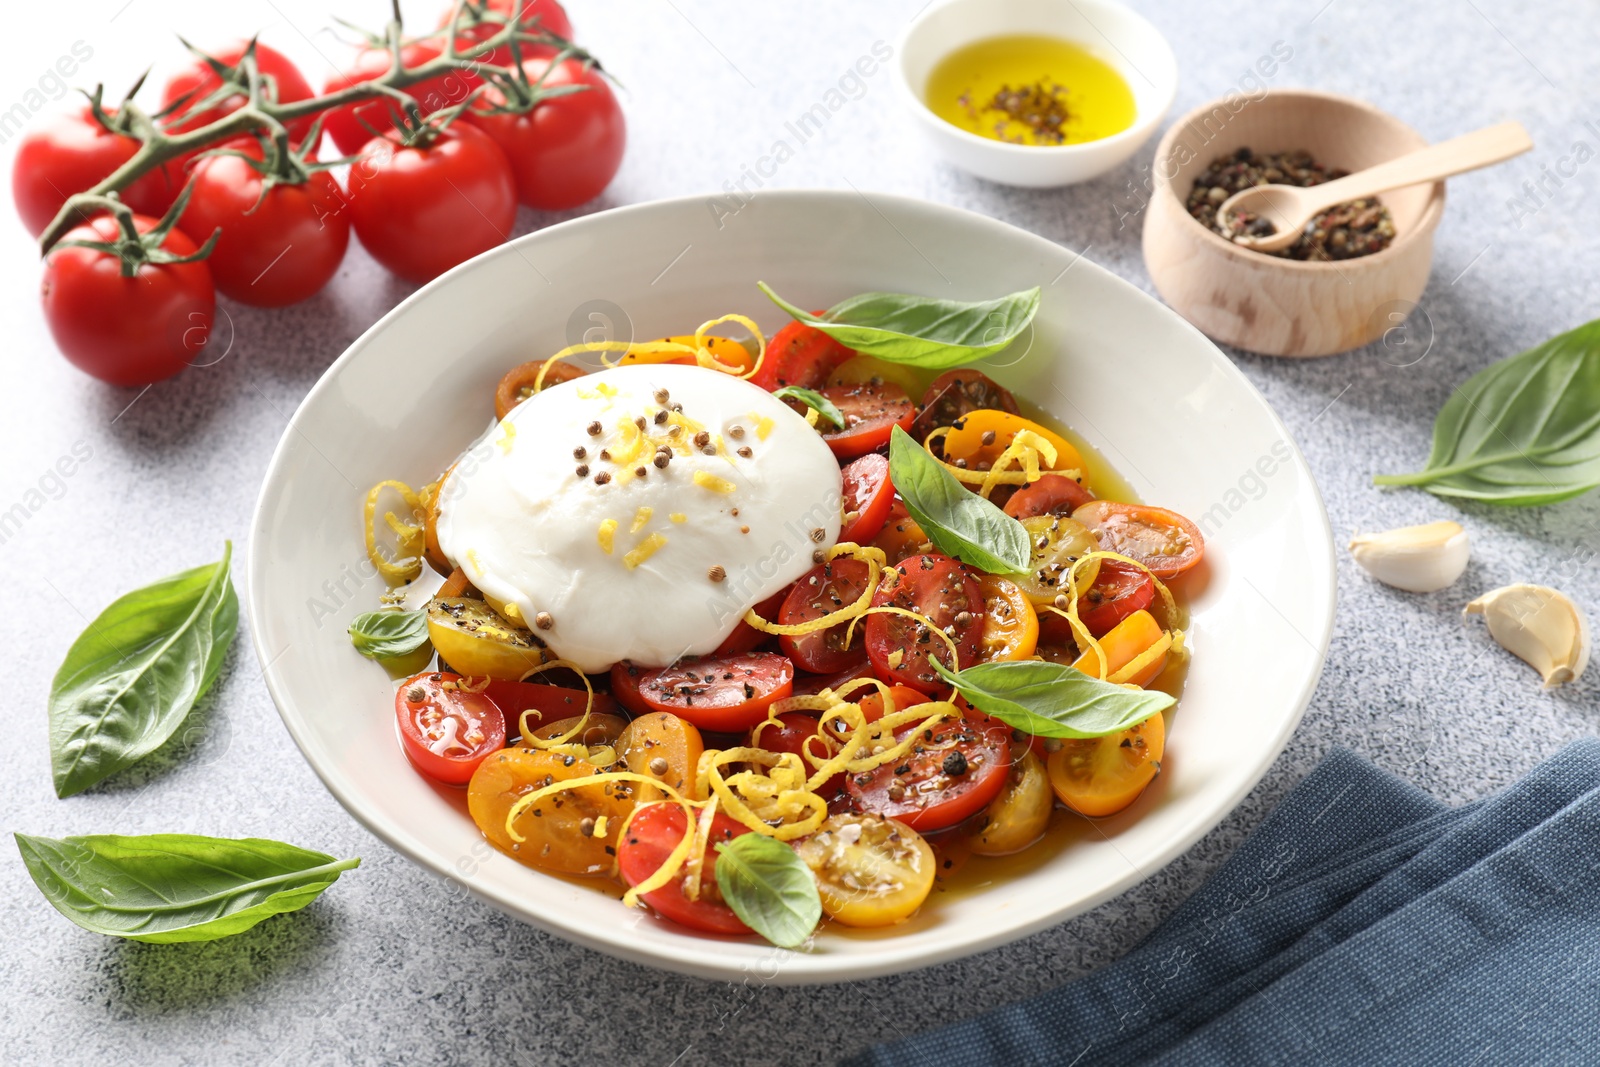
[41,214,214,387]
[818,382,916,459]
[467,57,625,211]
[1004,474,1095,519]
[857,684,929,723]
[1074,500,1206,579]
[1077,559,1156,637]
[714,587,788,657]
[180,139,349,307]
[395,671,507,785]
[838,453,893,545]
[322,41,466,156]
[616,802,753,936]
[482,679,620,739]
[752,711,844,799]
[749,318,855,392]
[161,41,316,139]
[846,708,1011,831]
[12,108,181,235]
[778,558,873,674]
[442,0,574,72]
[865,554,985,693]
[609,660,652,716]
[910,368,1019,449]
[347,124,516,283]
[636,652,794,732]
[790,659,877,697]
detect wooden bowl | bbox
[1142,89,1446,357]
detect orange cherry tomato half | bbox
[864,554,985,693]
[817,381,916,459]
[395,671,507,785]
[838,453,894,545]
[942,410,1081,473]
[974,574,1039,662]
[616,802,754,936]
[1047,712,1165,817]
[1003,473,1095,519]
[870,499,933,566]
[845,708,1012,832]
[1073,500,1205,579]
[749,317,855,391]
[636,652,795,732]
[778,557,873,675]
[494,358,587,420]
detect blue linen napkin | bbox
[847,739,1600,1066]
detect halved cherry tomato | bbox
[436,566,475,599]
[1004,474,1095,519]
[616,711,704,802]
[778,558,872,674]
[523,712,629,748]
[752,711,843,799]
[637,652,794,732]
[857,684,929,723]
[493,359,588,420]
[467,747,631,874]
[749,318,855,391]
[715,587,788,657]
[790,659,876,697]
[422,468,454,576]
[910,369,1018,452]
[974,574,1039,662]
[609,660,653,716]
[846,708,1011,831]
[395,671,507,785]
[428,597,549,680]
[617,802,754,936]
[1047,712,1165,817]
[838,453,894,545]
[971,749,1052,856]
[482,679,618,739]
[1072,609,1170,687]
[793,812,935,926]
[865,554,985,693]
[870,499,932,565]
[942,410,1081,473]
[1077,559,1155,637]
[826,355,925,400]
[1073,501,1205,579]
[619,335,754,374]
[1016,515,1102,607]
[817,381,916,459]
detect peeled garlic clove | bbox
[1349,520,1469,593]
[1464,584,1591,689]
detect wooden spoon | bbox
[1215,120,1533,252]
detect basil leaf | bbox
[14,833,359,943]
[888,426,1030,574]
[934,657,1173,739]
[714,834,821,949]
[1374,319,1600,505]
[759,281,1040,370]
[49,543,239,798]
[772,385,845,430]
[349,609,431,660]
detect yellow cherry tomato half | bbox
[971,749,1053,856]
[427,596,551,681]
[615,711,705,802]
[1046,712,1165,818]
[1017,515,1102,606]
[792,812,935,927]
[974,573,1039,662]
[466,748,634,875]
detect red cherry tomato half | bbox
[910,368,1019,450]
[395,671,507,785]
[348,123,517,283]
[41,214,215,388]
[609,660,653,716]
[617,802,753,936]
[845,708,1012,831]
[749,318,855,392]
[865,554,985,693]
[818,381,916,459]
[1077,559,1156,637]
[323,40,466,156]
[1073,500,1206,579]
[1003,473,1095,520]
[467,57,626,211]
[857,684,929,724]
[181,138,349,307]
[752,711,844,799]
[161,41,317,139]
[12,108,182,235]
[636,652,795,732]
[481,679,620,740]
[715,587,789,657]
[790,659,877,697]
[838,453,893,545]
[778,557,873,675]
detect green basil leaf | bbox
[714,834,821,949]
[1374,319,1600,505]
[772,385,845,430]
[349,609,431,660]
[13,833,359,943]
[759,281,1040,370]
[888,426,1030,574]
[934,657,1174,739]
[49,543,239,798]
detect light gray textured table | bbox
[3,2,1597,1064]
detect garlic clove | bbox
[1464,584,1591,689]
[1349,520,1470,593]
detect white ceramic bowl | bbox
[249,190,1334,984]
[894,0,1178,187]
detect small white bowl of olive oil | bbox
[895,0,1177,187]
